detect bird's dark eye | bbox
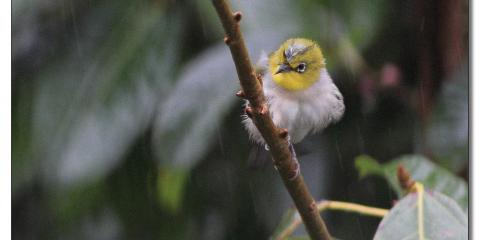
[296,63,306,73]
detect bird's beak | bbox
[274,63,292,75]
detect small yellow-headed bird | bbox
[243,38,345,146]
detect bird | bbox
[242,38,345,148]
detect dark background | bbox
[12,0,468,239]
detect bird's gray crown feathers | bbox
[284,43,312,62]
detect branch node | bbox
[223,36,231,45]
[309,201,317,213]
[397,165,415,191]
[236,90,246,98]
[278,128,289,138]
[233,11,242,22]
[258,104,268,115]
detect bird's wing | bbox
[247,145,271,169]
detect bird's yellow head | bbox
[268,38,326,91]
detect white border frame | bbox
[472,0,478,239]
[2,0,11,238]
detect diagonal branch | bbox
[211,0,331,239]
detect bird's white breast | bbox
[243,68,345,145]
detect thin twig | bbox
[318,201,389,217]
[276,216,303,240]
[413,183,425,240]
[211,0,331,239]
[276,200,389,240]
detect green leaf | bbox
[355,155,468,211]
[156,167,189,213]
[355,155,384,178]
[374,190,467,240]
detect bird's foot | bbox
[244,103,268,118]
[257,104,268,115]
[244,105,253,118]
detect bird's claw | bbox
[278,128,288,138]
[258,104,268,115]
[244,103,268,118]
[245,105,253,118]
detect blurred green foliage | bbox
[157,167,188,213]
[355,155,468,211]
[12,0,468,239]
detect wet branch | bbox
[211,0,331,239]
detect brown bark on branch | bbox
[211,0,332,239]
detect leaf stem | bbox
[275,200,389,240]
[413,183,425,240]
[211,0,331,239]
[317,200,389,217]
